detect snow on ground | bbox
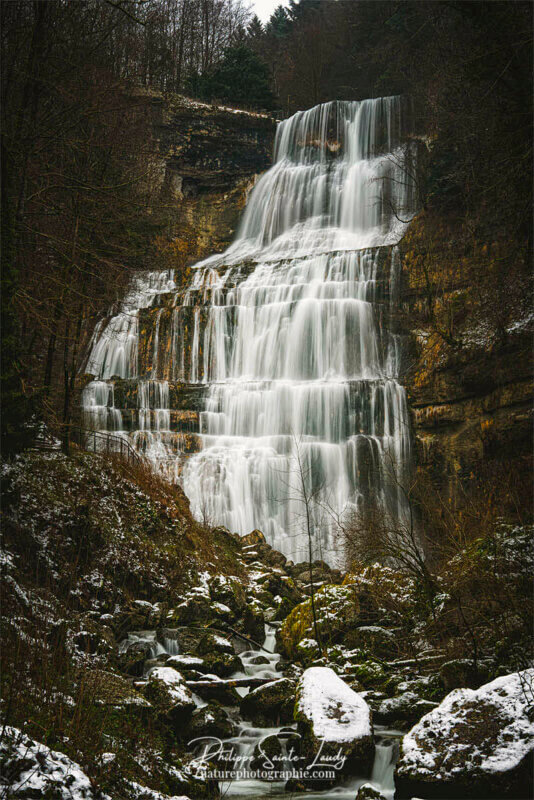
[127,780,190,800]
[0,726,111,799]
[296,666,372,743]
[176,94,272,119]
[398,669,534,779]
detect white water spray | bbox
[83,97,415,563]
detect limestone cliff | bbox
[140,90,276,263]
[398,213,532,512]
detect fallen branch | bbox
[186,677,276,690]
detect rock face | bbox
[294,667,374,777]
[395,669,534,799]
[143,91,276,262]
[399,218,533,510]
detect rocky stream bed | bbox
[1,453,533,800]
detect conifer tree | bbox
[266,5,291,38]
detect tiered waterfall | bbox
[82,97,416,563]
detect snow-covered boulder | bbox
[395,669,534,799]
[294,666,374,776]
[145,667,196,733]
[0,726,109,798]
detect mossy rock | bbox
[374,690,438,727]
[194,681,241,706]
[117,639,153,677]
[166,654,205,678]
[356,785,387,800]
[242,530,266,546]
[294,667,374,784]
[349,660,389,691]
[197,631,235,656]
[240,678,296,726]
[243,604,265,642]
[169,595,214,625]
[84,669,151,713]
[209,574,246,614]
[439,659,490,690]
[295,637,321,666]
[202,651,243,677]
[279,584,359,658]
[188,702,237,739]
[174,627,207,654]
[251,733,283,773]
[273,595,298,621]
[248,655,270,666]
[143,667,195,736]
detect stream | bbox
[126,623,400,800]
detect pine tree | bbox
[247,14,264,39]
[266,5,291,38]
[196,45,275,110]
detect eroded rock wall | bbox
[142,91,276,262]
[397,214,532,509]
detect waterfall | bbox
[82,97,416,564]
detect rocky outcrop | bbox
[395,669,534,799]
[398,216,533,508]
[140,90,276,263]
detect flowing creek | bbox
[125,623,400,800]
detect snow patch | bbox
[296,666,372,743]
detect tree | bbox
[266,5,291,38]
[192,45,275,110]
[247,14,264,39]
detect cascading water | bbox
[82,96,416,564]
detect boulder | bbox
[174,627,207,654]
[243,604,265,641]
[0,725,102,798]
[248,655,270,666]
[439,658,490,691]
[295,637,321,666]
[240,678,296,726]
[169,595,214,625]
[202,651,242,677]
[374,691,437,727]
[395,669,534,799]
[294,667,374,777]
[242,530,266,546]
[193,677,242,706]
[279,584,359,659]
[355,784,387,800]
[166,654,205,678]
[187,702,236,739]
[258,546,287,569]
[209,574,246,614]
[251,733,284,773]
[84,669,151,713]
[197,631,235,656]
[144,666,195,734]
[117,638,153,676]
